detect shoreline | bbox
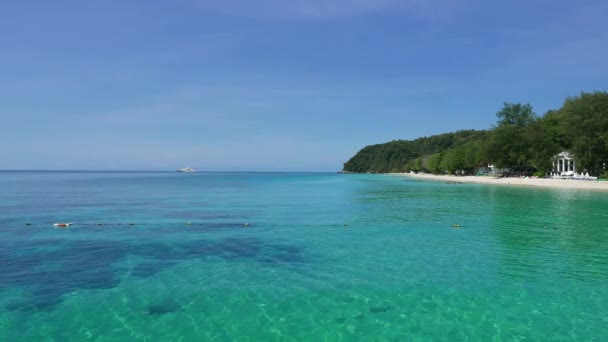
[389,173,608,191]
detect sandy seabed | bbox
[391,173,608,191]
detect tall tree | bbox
[427,153,444,174]
[559,92,608,175]
[525,118,561,173]
[485,103,537,172]
[442,148,467,174]
[496,102,536,128]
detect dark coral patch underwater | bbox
[0,236,306,312]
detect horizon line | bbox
[0,169,339,173]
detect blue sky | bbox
[1,0,607,171]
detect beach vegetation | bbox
[533,171,545,178]
[557,92,608,175]
[426,153,443,174]
[343,91,608,176]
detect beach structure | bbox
[488,164,511,176]
[552,151,575,175]
[549,151,598,180]
[474,164,490,175]
[488,164,510,175]
[475,164,509,176]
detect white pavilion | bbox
[553,151,575,174]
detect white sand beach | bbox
[391,173,608,191]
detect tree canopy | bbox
[342,91,608,176]
[342,130,489,173]
[495,103,536,128]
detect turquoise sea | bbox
[1,171,607,341]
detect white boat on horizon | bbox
[177,167,196,173]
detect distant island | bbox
[343,91,608,178]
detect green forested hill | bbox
[342,130,489,173]
[342,91,608,176]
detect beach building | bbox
[474,164,490,175]
[475,164,509,175]
[488,164,510,175]
[553,151,575,174]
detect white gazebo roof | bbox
[555,151,574,159]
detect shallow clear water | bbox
[1,171,607,341]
